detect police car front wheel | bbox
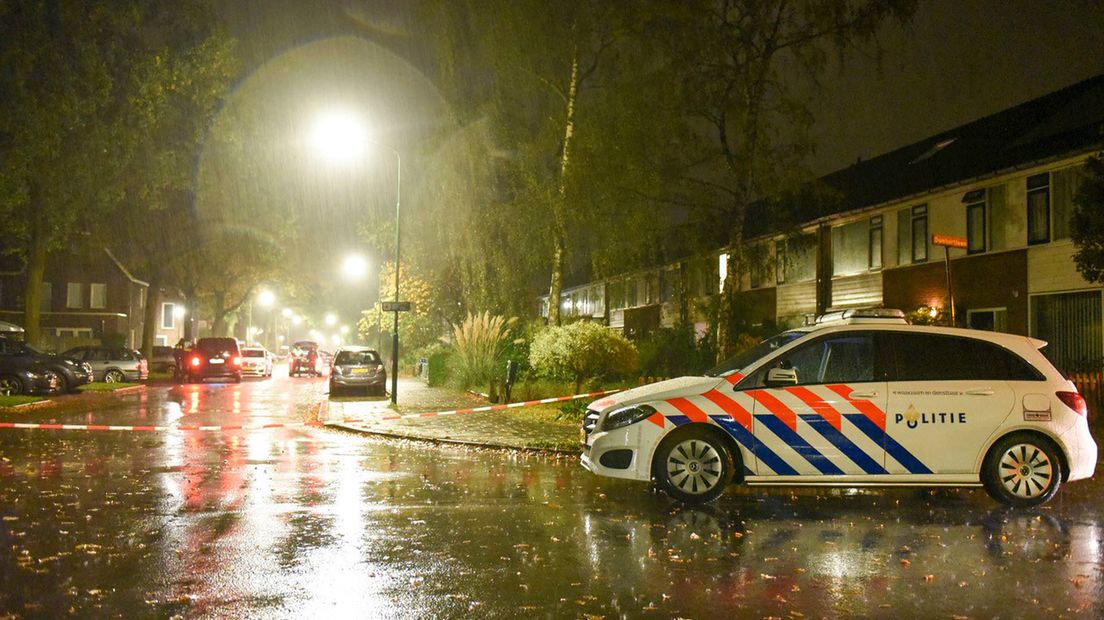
[654,427,734,504]
[982,433,1063,508]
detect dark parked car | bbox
[329,346,386,396]
[151,345,176,374]
[62,346,148,382]
[0,336,92,393]
[0,356,58,396]
[182,337,242,383]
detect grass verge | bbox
[78,382,141,393]
[0,395,46,408]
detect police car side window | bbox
[747,333,875,386]
[887,333,1043,381]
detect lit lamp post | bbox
[247,289,276,347]
[315,113,402,404]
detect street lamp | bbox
[313,111,402,404]
[247,289,276,347]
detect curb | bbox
[326,421,577,455]
[3,399,54,411]
[112,385,146,395]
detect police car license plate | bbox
[209,358,224,364]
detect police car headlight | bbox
[602,404,657,431]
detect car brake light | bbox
[191,356,202,367]
[1057,391,1088,417]
[232,356,242,366]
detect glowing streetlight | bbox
[341,254,369,281]
[339,325,349,335]
[310,110,367,164]
[313,110,402,404]
[257,290,276,307]
[325,313,338,327]
[282,308,293,319]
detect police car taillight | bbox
[1057,391,1088,417]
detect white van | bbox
[581,310,1097,507]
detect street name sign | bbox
[382,301,413,312]
[931,234,968,249]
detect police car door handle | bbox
[850,391,878,399]
[966,388,995,396]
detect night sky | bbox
[220,0,1104,178]
[213,0,1104,318]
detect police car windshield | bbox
[705,330,808,378]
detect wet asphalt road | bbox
[1,369,1102,619]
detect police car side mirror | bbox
[765,366,798,387]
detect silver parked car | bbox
[329,346,386,396]
[61,346,148,383]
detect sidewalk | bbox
[322,377,582,452]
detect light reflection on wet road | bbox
[1,370,1101,618]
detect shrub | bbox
[451,311,517,390]
[637,324,715,378]
[529,321,638,393]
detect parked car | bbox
[289,340,321,377]
[581,308,1097,508]
[240,346,273,378]
[62,346,148,382]
[0,336,93,393]
[0,356,58,396]
[182,337,242,383]
[150,345,176,374]
[329,346,387,396]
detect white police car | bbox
[581,309,1097,507]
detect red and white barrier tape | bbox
[0,421,323,432]
[0,388,624,432]
[332,388,622,424]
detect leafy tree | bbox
[1071,156,1104,283]
[529,321,638,393]
[416,1,650,325]
[358,261,443,357]
[0,2,149,344]
[652,0,916,357]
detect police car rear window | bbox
[886,333,1044,382]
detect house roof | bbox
[103,248,149,287]
[813,73,1104,220]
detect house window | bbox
[897,205,929,265]
[90,283,107,309]
[869,216,883,269]
[1031,290,1101,372]
[161,303,176,330]
[646,276,656,304]
[967,307,1007,332]
[1027,173,1050,245]
[911,205,928,263]
[660,269,677,303]
[966,199,986,254]
[832,220,869,276]
[625,278,639,308]
[775,241,786,285]
[66,283,83,309]
[608,280,625,311]
[40,282,52,313]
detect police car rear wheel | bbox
[983,433,1063,508]
[655,427,733,504]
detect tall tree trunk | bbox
[22,207,49,347]
[211,292,227,336]
[546,40,580,327]
[141,274,162,360]
[182,289,197,340]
